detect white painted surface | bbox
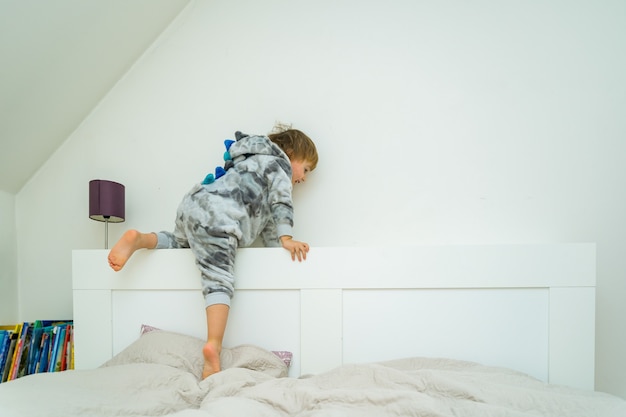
[549,287,596,388]
[73,244,595,389]
[342,288,549,381]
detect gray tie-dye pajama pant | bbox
[155,185,240,308]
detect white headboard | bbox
[72,244,596,390]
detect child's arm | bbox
[280,236,309,262]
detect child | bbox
[107,128,318,379]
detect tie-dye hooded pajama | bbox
[155,133,294,307]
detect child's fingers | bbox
[286,241,309,262]
[293,245,306,262]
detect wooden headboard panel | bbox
[72,244,596,390]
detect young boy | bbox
[107,128,318,379]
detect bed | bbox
[1,243,625,417]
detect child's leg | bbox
[108,230,157,271]
[202,303,229,379]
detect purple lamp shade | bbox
[89,180,125,223]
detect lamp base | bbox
[105,217,109,249]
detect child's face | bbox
[291,159,313,185]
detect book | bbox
[27,325,44,375]
[47,326,60,373]
[37,329,52,373]
[52,325,67,372]
[1,333,17,382]
[3,324,20,381]
[0,331,10,379]
[7,322,27,380]
[15,324,33,378]
[69,325,75,370]
[60,324,72,371]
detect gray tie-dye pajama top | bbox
[155,133,294,307]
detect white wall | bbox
[0,190,17,323]
[14,0,626,397]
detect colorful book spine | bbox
[47,326,60,373]
[16,324,33,378]
[52,325,67,372]
[60,324,72,371]
[1,333,18,382]
[38,329,52,373]
[7,323,27,380]
[0,331,9,379]
[27,324,44,375]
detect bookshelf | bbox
[0,320,74,383]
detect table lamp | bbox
[89,179,125,249]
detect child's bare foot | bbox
[108,230,155,271]
[202,342,221,379]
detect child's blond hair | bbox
[269,127,318,170]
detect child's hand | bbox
[280,236,310,262]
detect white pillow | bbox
[101,330,288,379]
[141,324,292,367]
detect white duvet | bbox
[0,331,624,417]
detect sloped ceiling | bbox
[0,0,190,194]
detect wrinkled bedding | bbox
[1,331,624,417]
